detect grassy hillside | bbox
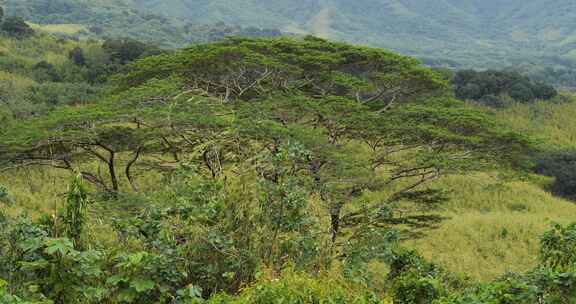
[407,97,576,281]
[494,100,576,149]
[0,33,105,120]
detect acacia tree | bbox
[234,95,531,247]
[0,37,532,249]
[0,77,231,194]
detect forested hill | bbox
[7,0,576,69]
[128,0,576,68]
[2,0,283,47]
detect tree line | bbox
[451,69,558,107]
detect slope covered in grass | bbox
[402,98,576,281]
[494,99,576,149]
[408,173,576,281]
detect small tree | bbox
[62,173,90,249]
[540,223,576,271]
[535,150,576,200]
[68,47,86,66]
[0,184,14,205]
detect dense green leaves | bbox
[535,151,576,200]
[453,70,558,106]
[1,16,34,38]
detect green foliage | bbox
[385,249,463,304]
[62,173,89,248]
[453,70,557,106]
[535,151,576,200]
[106,251,184,303]
[206,272,384,304]
[1,16,34,38]
[0,184,15,205]
[68,47,85,66]
[102,38,163,64]
[540,223,576,272]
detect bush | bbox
[540,223,576,271]
[535,150,576,200]
[0,184,15,205]
[30,61,62,82]
[24,82,101,106]
[1,16,34,38]
[206,272,385,304]
[393,272,443,304]
[453,69,557,106]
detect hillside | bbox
[2,13,576,304]
[3,0,283,47]
[0,33,104,121]
[131,0,576,68]
[7,0,576,69]
[0,32,576,304]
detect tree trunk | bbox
[125,147,143,192]
[107,151,119,194]
[330,203,343,244]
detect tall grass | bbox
[407,173,576,281]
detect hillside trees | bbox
[1,16,33,38]
[453,69,557,106]
[0,31,167,121]
[535,151,576,200]
[68,47,86,66]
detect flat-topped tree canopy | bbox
[116,36,448,110]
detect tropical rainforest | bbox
[1,2,576,304]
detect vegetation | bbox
[3,0,283,48]
[1,4,576,301]
[452,70,558,107]
[8,0,576,76]
[0,21,165,120]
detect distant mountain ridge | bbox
[125,0,576,68]
[5,0,576,68]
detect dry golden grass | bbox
[493,99,576,149]
[28,23,87,35]
[0,168,69,218]
[406,173,576,281]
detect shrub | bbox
[1,16,34,38]
[535,150,576,200]
[206,272,385,304]
[0,184,15,205]
[540,223,576,271]
[453,69,557,106]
